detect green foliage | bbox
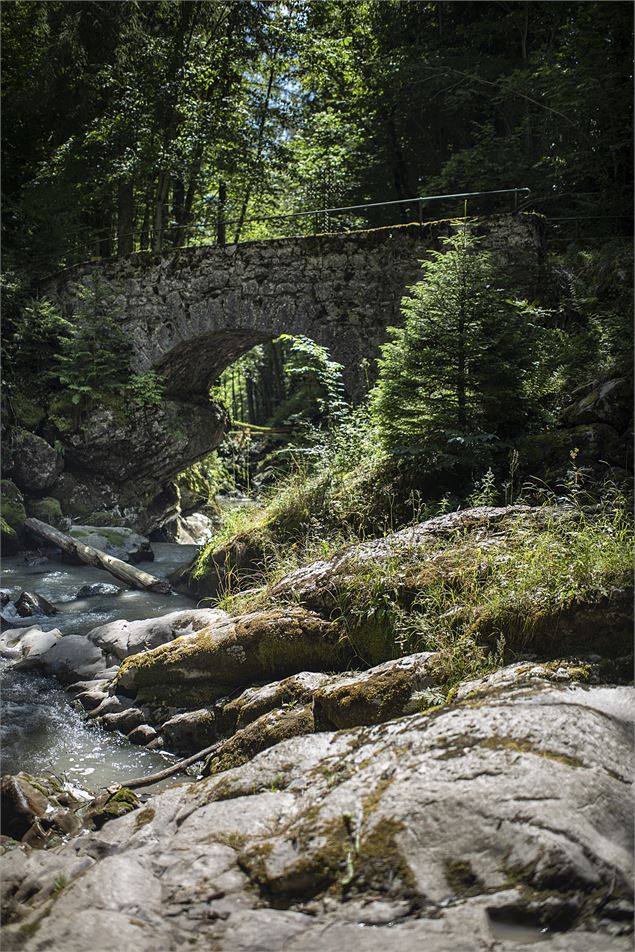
[174,451,233,510]
[124,371,165,408]
[372,229,538,469]
[51,280,131,411]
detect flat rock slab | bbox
[2,681,632,951]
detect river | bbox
[0,543,199,792]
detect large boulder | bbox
[2,679,632,951]
[563,377,633,434]
[10,431,63,495]
[87,608,229,664]
[312,652,438,730]
[1,480,26,553]
[115,608,344,705]
[24,496,66,529]
[13,634,109,684]
[0,626,62,662]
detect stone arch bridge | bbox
[45,215,543,403]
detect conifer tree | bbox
[372,230,534,470]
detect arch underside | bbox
[156,329,271,399]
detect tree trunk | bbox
[153,172,171,252]
[24,519,171,594]
[234,63,276,244]
[217,179,227,246]
[140,195,151,251]
[117,180,135,257]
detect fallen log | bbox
[24,518,171,594]
[110,741,222,791]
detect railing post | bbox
[418,200,423,226]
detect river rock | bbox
[14,634,108,683]
[204,704,315,777]
[87,608,229,664]
[0,626,62,661]
[158,512,218,545]
[11,431,63,495]
[84,788,141,831]
[218,670,332,735]
[2,680,632,951]
[99,707,146,734]
[126,724,158,746]
[161,708,217,754]
[114,607,344,705]
[15,590,58,618]
[0,590,11,607]
[312,652,438,730]
[0,774,51,840]
[67,526,154,564]
[75,582,123,599]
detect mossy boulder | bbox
[312,653,438,730]
[11,395,46,430]
[161,708,217,754]
[11,430,63,495]
[203,704,315,777]
[115,608,345,705]
[84,788,140,830]
[1,480,26,533]
[217,671,332,735]
[25,497,65,529]
[68,526,154,564]
[1,480,26,552]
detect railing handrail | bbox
[218,187,531,229]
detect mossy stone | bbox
[1,480,26,532]
[12,394,46,430]
[25,497,65,529]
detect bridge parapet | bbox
[44,214,544,401]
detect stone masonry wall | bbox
[44,214,544,401]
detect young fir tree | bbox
[372,230,534,470]
[53,278,132,412]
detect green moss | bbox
[445,859,482,896]
[352,817,418,896]
[433,730,586,769]
[25,497,64,528]
[1,480,26,532]
[133,807,155,831]
[12,394,46,429]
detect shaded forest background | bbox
[3,0,632,274]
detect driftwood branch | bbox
[24,518,171,595]
[113,741,222,791]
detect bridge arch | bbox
[45,215,542,402]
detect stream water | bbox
[0,543,199,792]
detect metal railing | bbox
[213,186,532,242]
[30,187,532,276]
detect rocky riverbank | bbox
[2,674,633,951]
[1,502,632,949]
